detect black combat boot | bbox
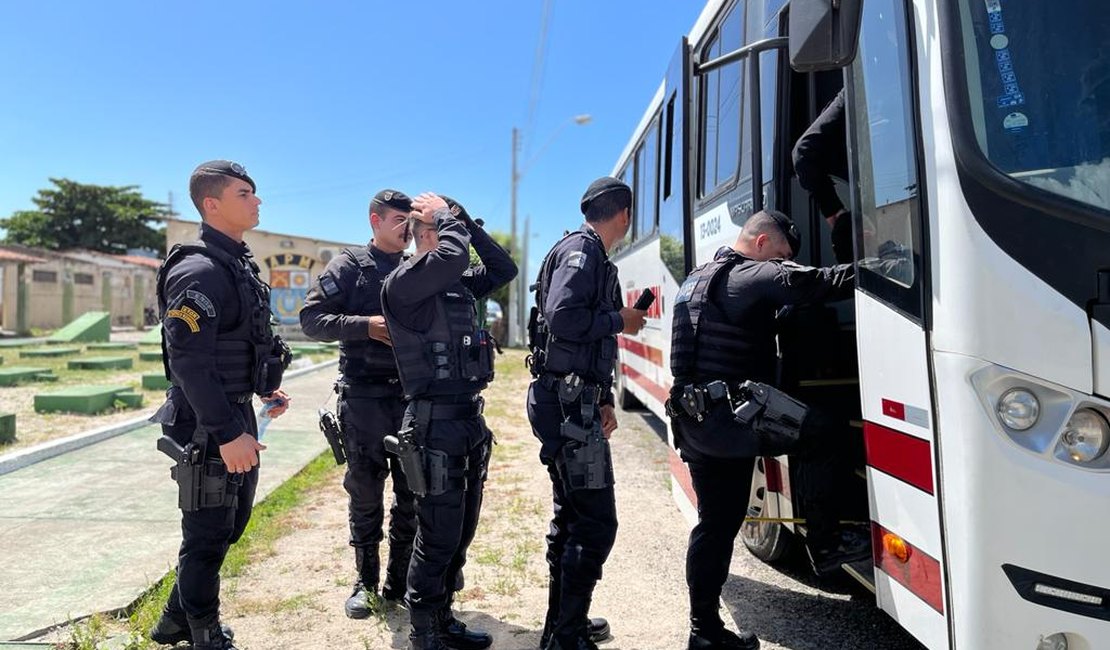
[382,543,412,602]
[543,592,600,650]
[539,575,610,648]
[687,617,759,650]
[346,545,383,619]
[150,615,234,646]
[188,617,239,650]
[149,584,234,646]
[807,526,872,577]
[410,610,450,650]
[436,608,492,650]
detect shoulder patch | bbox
[166,306,201,333]
[566,251,588,269]
[185,290,216,318]
[320,274,340,298]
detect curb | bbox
[0,359,338,477]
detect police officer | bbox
[792,88,853,264]
[668,210,870,650]
[299,189,418,617]
[526,177,647,650]
[150,161,291,650]
[381,192,517,650]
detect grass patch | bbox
[63,450,339,649]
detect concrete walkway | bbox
[0,364,341,642]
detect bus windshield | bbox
[956,0,1110,213]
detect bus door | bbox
[846,0,948,647]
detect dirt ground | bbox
[218,349,695,650]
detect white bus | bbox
[609,0,1110,648]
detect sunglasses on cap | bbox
[201,161,247,176]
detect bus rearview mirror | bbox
[788,0,864,72]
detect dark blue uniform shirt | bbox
[162,223,256,445]
[300,243,403,341]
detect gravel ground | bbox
[212,350,924,650]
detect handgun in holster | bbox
[158,435,203,511]
[318,407,346,465]
[732,380,809,451]
[384,400,431,497]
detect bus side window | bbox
[849,0,924,318]
[698,0,746,199]
[635,117,661,242]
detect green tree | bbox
[1,178,168,254]
[468,229,518,316]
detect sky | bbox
[0,0,704,283]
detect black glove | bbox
[830,211,854,265]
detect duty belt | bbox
[227,392,254,404]
[665,380,733,422]
[410,397,485,423]
[336,380,402,399]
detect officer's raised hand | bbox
[368,314,391,346]
[619,306,647,335]
[220,432,266,473]
[410,192,449,222]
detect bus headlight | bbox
[997,388,1040,431]
[1057,409,1110,463]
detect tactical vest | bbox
[528,229,621,384]
[670,250,759,387]
[337,246,402,383]
[383,283,495,399]
[157,240,289,397]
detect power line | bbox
[523,0,553,161]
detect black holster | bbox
[318,407,346,465]
[157,435,242,512]
[733,380,809,455]
[554,376,613,491]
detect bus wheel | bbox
[740,457,793,563]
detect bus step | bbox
[842,558,876,594]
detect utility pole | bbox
[509,127,520,346]
[521,214,530,340]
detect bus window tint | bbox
[699,1,746,197]
[615,165,633,252]
[957,0,1110,214]
[635,118,660,240]
[851,0,919,289]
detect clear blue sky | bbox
[0,1,703,281]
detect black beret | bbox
[765,209,802,258]
[440,195,471,222]
[193,160,256,192]
[371,189,412,213]
[580,176,631,215]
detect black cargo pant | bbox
[677,407,854,630]
[527,381,618,642]
[337,389,417,592]
[163,400,259,627]
[405,398,492,633]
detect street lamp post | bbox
[507,115,591,347]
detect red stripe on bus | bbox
[620,363,671,404]
[763,457,783,494]
[882,398,906,421]
[872,522,945,614]
[863,422,934,494]
[670,447,698,509]
[618,335,665,366]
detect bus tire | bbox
[740,457,793,563]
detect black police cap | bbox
[193,160,256,193]
[372,189,412,213]
[765,209,802,258]
[580,176,632,215]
